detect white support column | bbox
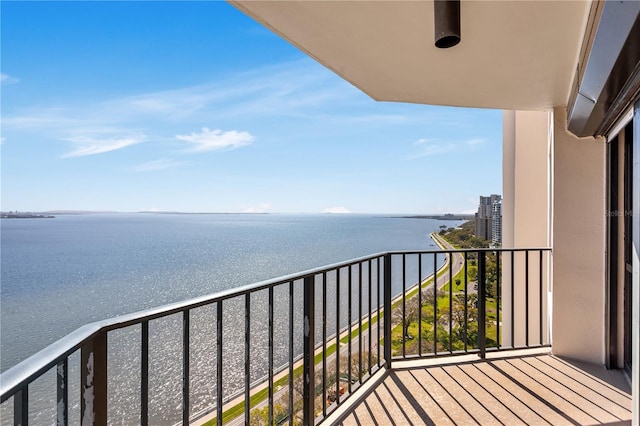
[502,110,551,348]
[552,107,607,364]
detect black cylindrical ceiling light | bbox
[434,0,461,48]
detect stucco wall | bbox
[503,111,516,250]
[503,110,551,247]
[502,110,551,347]
[552,107,606,364]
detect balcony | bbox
[1,246,632,425]
[330,352,632,426]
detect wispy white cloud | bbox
[131,158,189,172]
[0,109,79,128]
[3,60,453,169]
[407,140,456,159]
[407,136,488,160]
[465,137,487,146]
[2,58,425,140]
[2,59,481,166]
[0,137,5,145]
[1,73,19,85]
[89,59,352,123]
[62,132,147,158]
[177,127,253,153]
[413,138,439,146]
[243,202,272,213]
[0,59,328,130]
[323,206,351,214]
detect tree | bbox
[485,253,499,299]
[451,294,478,346]
[392,300,419,339]
[467,265,478,282]
[421,287,444,308]
[249,402,290,426]
[338,351,379,382]
[439,220,490,249]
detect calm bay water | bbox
[1,213,456,423]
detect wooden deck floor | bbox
[335,354,632,426]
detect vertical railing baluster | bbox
[141,321,148,426]
[418,254,422,357]
[335,269,341,403]
[14,387,28,426]
[358,262,363,384]
[368,260,373,375]
[496,251,501,350]
[244,293,251,425]
[57,358,68,426]
[511,251,515,348]
[402,254,406,358]
[525,250,530,347]
[464,252,468,352]
[448,251,453,353]
[216,302,223,426]
[268,287,274,426]
[478,251,486,359]
[377,259,381,366]
[81,332,107,425]
[383,254,392,368]
[303,275,315,426]
[539,250,544,345]
[347,266,352,393]
[288,281,294,421]
[433,253,438,355]
[322,273,327,417]
[183,310,190,425]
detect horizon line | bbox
[1,209,475,216]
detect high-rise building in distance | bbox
[491,200,502,246]
[474,194,501,245]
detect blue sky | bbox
[1,1,502,214]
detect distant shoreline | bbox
[397,214,473,221]
[1,211,473,219]
[0,213,55,219]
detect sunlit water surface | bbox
[1,213,457,424]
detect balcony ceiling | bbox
[231,0,592,111]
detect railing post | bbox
[216,302,223,426]
[244,294,251,426]
[141,321,149,426]
[14,387,27,426]
[268,287,274,426]
[303,275,315,426]
[81,331,107,425]
[477,251,486,359]
[383,254,392,369]
[182,310,190,426]
[57,358,69,426]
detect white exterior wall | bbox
[502,110,551,347]
[552,107,607,364]
[502,110,551,248]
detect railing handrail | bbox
[0,246,552,406]
[0,250,373,401]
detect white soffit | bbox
[231,0,592,111]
